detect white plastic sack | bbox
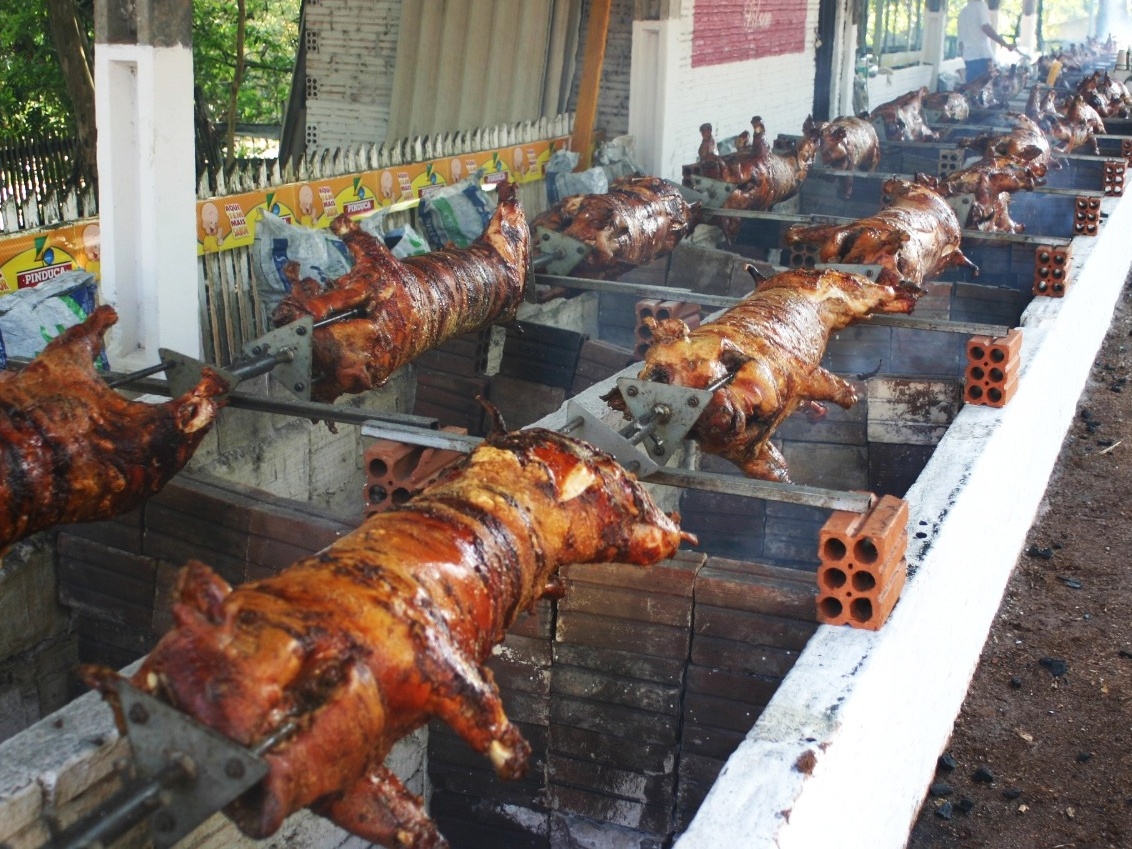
[0,270,105,369]
[417,170,497,248]
[356,209,431,258]
[251,212,352,322]
[545,149,609,204]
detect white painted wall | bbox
[96,42,201,365]
[629,1,822,182]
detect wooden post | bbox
[570,0,613,171]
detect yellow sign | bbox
[0,224,101,296]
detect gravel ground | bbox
[906,277,1132,849]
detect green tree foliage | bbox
[0,0,84,136]
[192,0,300,129]
[0,0,298,141]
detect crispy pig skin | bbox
[869,86,938,141]
[0,305,226,550]
[784,178,977,289]
[705,118,820,242]
[273,183,529,403]
[84,426,690,849]
[605,268,917,482]
[529,176,698,280]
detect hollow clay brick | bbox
[1073,195,1102,236]
[816,495,909,630]
[1102,159,1126,196]
[1033,244,1072,297]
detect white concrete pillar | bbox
[95,0,200,368]
[629,18,680,180]
[1018,13,1039,53]
[922,9,948,88]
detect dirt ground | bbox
[906,278,1132,848]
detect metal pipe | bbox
[358,419,871,512]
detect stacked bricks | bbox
[413,329,494,435]
[488,322,585,429]
[677,557,818,830]
[965,328,1023,408]
[56,474,353,670]
[816,494,909,630]
[1033,243,1072,297]
[1102,159,1126,196]
[570,338,636,395]
[1123,137,1132,163]
[428,600,554,849]
[1073,195,1103,236]
[633,299,701,360]
[548,552,704,847]
[363,427,467,515]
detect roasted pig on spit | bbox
[962,112,1056,172]
[784,178,977,289]
[812,115,880,199]
[1027,85,1107,154]
[914,153,1045,233]
[1076,70,1132,118]
[273,182,529,403]
[923,91,970,123]
[814,116,881,172]
[529,176,699,279]
[698,117,820,242]
[869,87,938,141]
[0,305,226,551]
[84,419,692,849]
[604,267,918,482]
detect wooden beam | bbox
[570,0,613,170]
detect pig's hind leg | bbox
[802,366,859,409]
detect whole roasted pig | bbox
[1077,70,1132,118]
[1027,88,1104,156]
[963,112,1055,172]
[0,306,227,551]
[273,183,529,403]
[710,118,821,242]
[604,268,918,482]
[84,421,692,849]
[914,156,1041,233]
[784,178,977,288]
[529,176,699,280]
[869,87,938,141]
[814,116,881,172]
[923,91,970,123]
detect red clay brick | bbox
[1033,244,1072,297]
[1073,195,1103,236]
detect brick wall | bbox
[303,0,402,151]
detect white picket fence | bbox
[2,113,572,364]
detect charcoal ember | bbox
[1076,751,1093,763]
[1003,787,1023,800]
[937,752,958,772]
[1039,656,1068,677]
[1009,676,1023,689]
[1026,545,1054,559]
[930,781,953,797]
[956,797,975,814]
[935,800,954,820]
[972,765,996,784]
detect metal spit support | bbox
[43,680,288,849]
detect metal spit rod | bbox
[105,310,360,391]
[534,271,1011,337]
[44,718,300,849]
[359,410,872,513]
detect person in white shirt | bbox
[957,0,1017,82]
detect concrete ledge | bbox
[676,191,1132,848]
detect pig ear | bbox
[176,560,232,625]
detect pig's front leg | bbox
[802,366,859,409]
[323,764,446,849]
[731,437,792,483]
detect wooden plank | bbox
[551,642,686,686]
[557,581,693,628]
[548,754,674,806]
[551,665,681,716]
[689,634,801,678]
[555,610,691,659]
[568,0,612,169]
[561,551,704,596]
[693,605,817,652]
[548,723,677,774]
[550,696,680,747]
